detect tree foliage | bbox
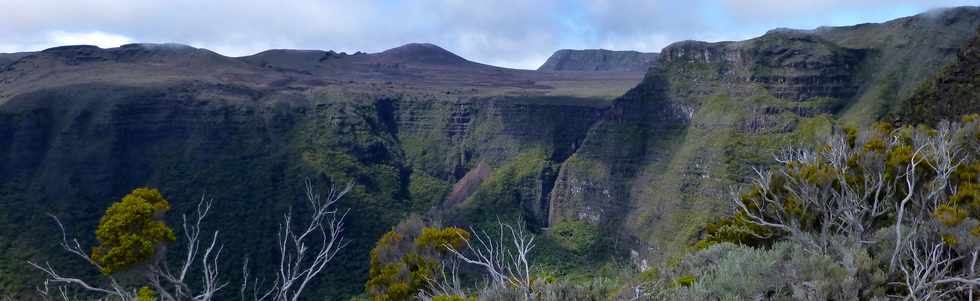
[91,188,176,275]
[32,180,351,301]
[366,217,470,301]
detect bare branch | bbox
[446,220,536,301]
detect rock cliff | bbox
[538,49,658,72]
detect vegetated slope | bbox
[896,28,980,124]
[544,6,980,263]
[0,42,633,299]
[0,52,32,68]
[813,6,980,124]
[538,49,659,72]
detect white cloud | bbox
[48,31,133,48]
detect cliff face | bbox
[898,28,980,124]
[546,30,868,258]
[538,49,659,72]
[0,85,611,298]
[814,6,980,124]
[0,42,621,298]
[545,7,980,261]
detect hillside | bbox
[897,28,980,124]
[0,52,32,68]
[2,6,980,300]
[813,6,980,124]
[538,49,659,72]
[548,6,980,262]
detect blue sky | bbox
[0,0,976,69]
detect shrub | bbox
[692,118,980,299]
[90,188,175,275]
[430,295,475,301]
[667,241,878,300]
[367,218,470,301]
[547,221,601,255]
[136,286,158,301]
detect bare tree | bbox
[417,259,467,301]
[626,279,665,301]
[30,179,352,301]
[29,195,224,301]
[240,179,352,301]
[732,121,980,299]
[733,130,914,254]
[445,221,536,301]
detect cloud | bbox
[48,31,133,48]
[0,0,975,69]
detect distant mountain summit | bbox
[538,49,658,71]
[375,43,471,66]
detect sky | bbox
[0,0,977,69]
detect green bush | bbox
[547,221,601,255]
[430,295,475,301]
[91,188,175,275]
[366,218,470,301]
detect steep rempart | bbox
[814,6,980,124]
[545,7,980,262]
[0,81,609,298]
[538,49,659,72]
[898,28,980,124]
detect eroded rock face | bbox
[548,72,688,228]
[744,32,867,101]
[538,49,659,72]
[393,95,607,180]
[660,41,733,66]
[660,33,867,102]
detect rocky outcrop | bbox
[659,41,733,65]
[446,161,492,206]
[538,49,658,71]
[660,32,867,102]
[548,71,688,228]
[743,32,867,101]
